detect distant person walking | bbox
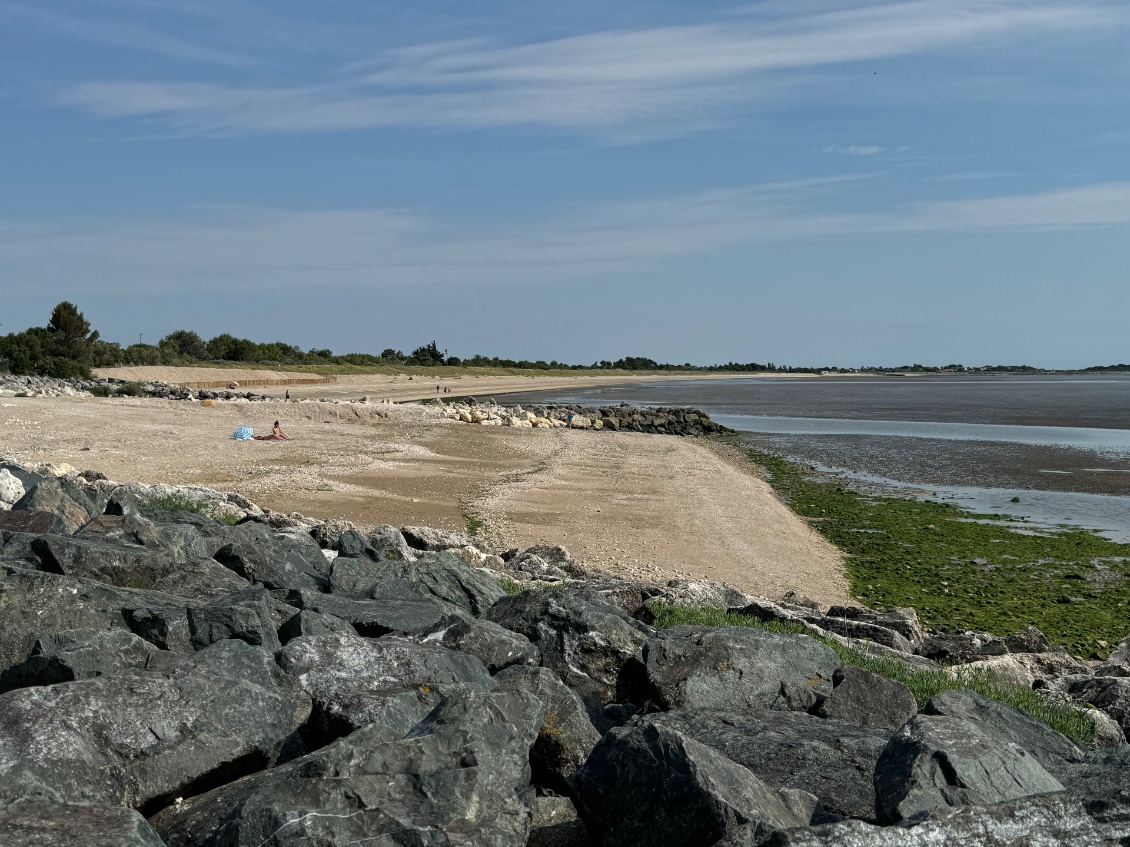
[285,390,290,401]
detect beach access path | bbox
[1,386,850,605]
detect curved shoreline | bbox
[0,393,851,605]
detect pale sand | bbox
[93,366,820,404]
[0,392,850,605]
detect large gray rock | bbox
[811,617,913,654]
[401,524,485,553]
[10,478,89,535]
[0,800,167,847]
[761,791,1130,846]
[0,628,157,694]
[276,609,355,643]
[922,688,1084,784]
[326,554,384,594]
[0,565,195,673]
[77,514,209,566]
[366,524,416,561]
[1072,744,1130,800]
[0,529,42,564]
[276,631,493,745]
[31,534,179,590]
[285,581,455,636]
[529,795,589,847]
[148,557,251,602]
[0,468,25,506]
[494,666,601,794]
[331,530,381,562]
[572,722,812,847]
[874,713,1064,824]
[187,586,281,651]
[816,667,918,730]
[641,626,840,712]
[1066,676,1130,737]
[824,606,925,647]
[411,612,539,674]
[646,710,890,821]
[213,524,328,591]
[152,687,543,847]
[1094,633,1130,677]
[486,589,653,706]
[915,632,1005,664]
[0,640,310,812]
[373,550,505,616]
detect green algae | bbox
[747,450,1130,659]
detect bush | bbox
[89,385,113,397]
[115,382,146,397]
[646,601,1096,744]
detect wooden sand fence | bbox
[171,375,339,390]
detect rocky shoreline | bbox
[1,458,1129,845]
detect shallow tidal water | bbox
[503,374,1130,541]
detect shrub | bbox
[115,382,146,397]
[89,385,113,397]
[646,601,1096,744]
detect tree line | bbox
[0,302,799,377]
[2,302,1070,379]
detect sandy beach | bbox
[2,373,850,605]
[92,366,823,403]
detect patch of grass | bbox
[744,449,1130,660]
[115,381,146,397]
[648,601,1095,744]
[499,576,525,596]
[142,493,240,525]
[462,511,486,537]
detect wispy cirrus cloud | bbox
[4,179,1129,297]
[0,2,256,68]
[821,145,885,156]
[58,0,1128,135]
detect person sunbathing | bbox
[253,421,292,441]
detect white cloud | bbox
[3,180,1130,297]
[58,0,1127,134]
[822,145,884,155]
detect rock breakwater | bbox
[0,457,1128,845]
[438,399,730,435]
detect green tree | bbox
[408,341,446,366]
[47,301,99,363]
[159,330,207,360]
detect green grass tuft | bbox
[143,493,240,526]
[462,511,486,538]
[647,601,1095,745]
[499,576,525,596]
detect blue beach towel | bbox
[231,426,254,440]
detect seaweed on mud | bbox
[747,449,1130,660]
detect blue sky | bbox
[1,0,1128,367]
